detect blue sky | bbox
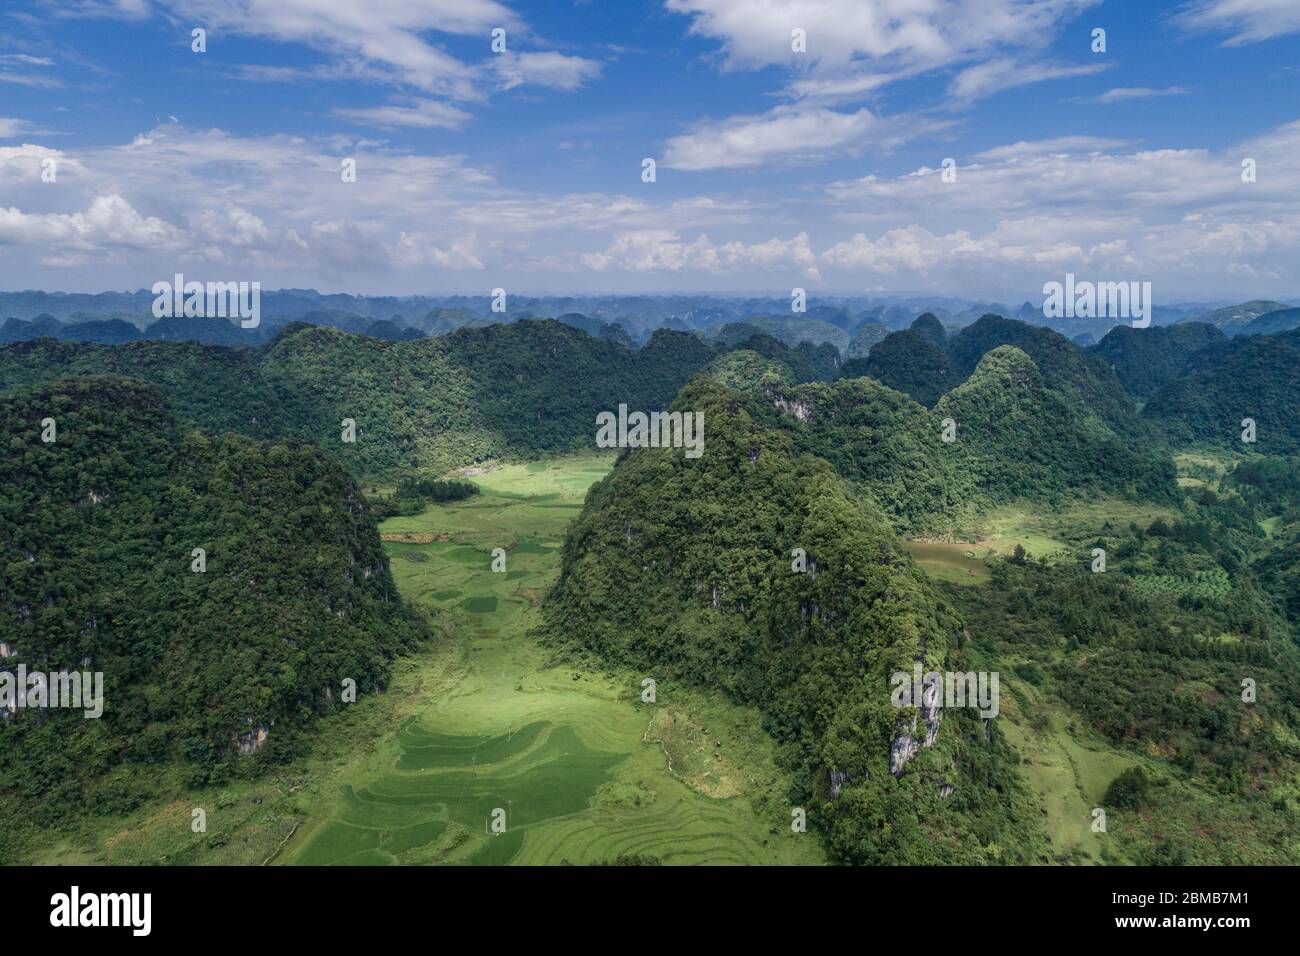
[1,0,1299,299]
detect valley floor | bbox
[278,454,819,865]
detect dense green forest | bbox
[753,374,980,534]
[0,319,862,483]
[1088,322,1224,397]
[0,378,430,860]
[947,315,1142,433]
[934,346,1176,505]
[908,312,947,349]
[855,329,954,407]
[1143,330,1300,453]
[713,330,842,383]
[0,320,721,478]
[743,345,1176,534]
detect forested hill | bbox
[0,319,720,478]
[935,346,1176,505]
[747,347,1177,535]
[946,315,1139,432]
[856,329,954,407]
[846,314,1154,451]
[1143,330,1300,452]
[543,376,1045,864]
[1088,322,1225,398]
[0,378,429,854]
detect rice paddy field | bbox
[279,453,822,866]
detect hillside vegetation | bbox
[0,320,719,478]
[543,376,1047,864]
[1089,323,1225,397]
[0,378,430,860]
[1144,332,1300,453]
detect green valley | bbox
[21,455,821,866]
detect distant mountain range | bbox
[5,289,1294,353]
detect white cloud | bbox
[949,58,1108,103]
[395,231,484,269]
[334,98,472,130]
[156,0,512,97]
[816,122,1300,289]
[490,51,602,91]
[664,106,875,170]
[972,136,1128,161]
[581,229,820,279]
[785,72,895,105]
[658,1,1106,172]
[1091,86,1189,104]
[663,105,947,170]
[1179,0,1300,45]
[0,194,180,253]
[828,125,1300,217]
[65,0,598,108]
[0,123,767,286]
[0,119,40,139]
[4,115,1300,296]
[665,0,1099,73]
[0,54,55,66]
[0,71,60,89]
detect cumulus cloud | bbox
[665,0,1099,73]
[0,194,180,253]
[815,123,1300,288]
[3,114,1299,295]
[395,231,485,269]
[0,123,763,285]
[658,0,1106,170]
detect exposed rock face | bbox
[828,768,869,800]
[829,770,851,799]
[0,641,15,659]
[889,674,943,776]
[940,784,955,798]
[771,394,814,422]
[235,725,269,755]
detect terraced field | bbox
[282,454,821,866]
